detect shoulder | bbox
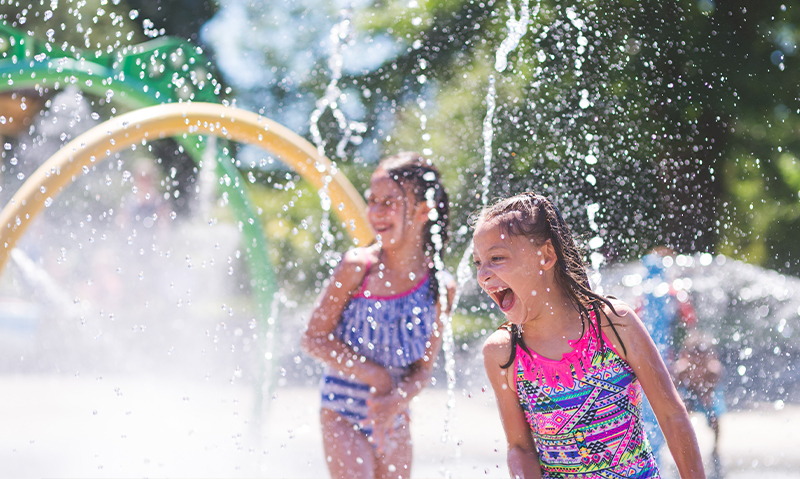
[328,246,378,292]
[483,327,514,367]
[597,298,652,360]
[337,246,378,277]
[600,299,641,328]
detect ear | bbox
[539,239,558,271]
[412,199,433,224]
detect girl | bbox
[302,152,454,479]
[473,192,705,479]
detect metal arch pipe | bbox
[0,101,374,273]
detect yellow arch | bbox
[0,102,374,272]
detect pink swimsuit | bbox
[513,322,661,478]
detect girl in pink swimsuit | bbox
[473,192,706,479]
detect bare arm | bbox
[300,247,393,394]
[603,302,705,479]
[483,330,542,479]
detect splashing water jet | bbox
[309,5,367,258]
[439,0,539,450]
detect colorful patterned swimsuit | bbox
[320,266,437,436]
[514,322,661,478]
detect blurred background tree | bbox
[2,0,799,277]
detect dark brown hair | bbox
[378,152,450,300]
[473,192,625,368]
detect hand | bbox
[360,389,408,454]
[363,363,394,397]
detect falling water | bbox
[494,0,533,74]
[198,136,218,223]
[309,6,367,257]
[9,248,75,312]
[258,292,282,423]
[480,75,497,210]
[439,0,537,451]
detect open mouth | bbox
[490,287,516,312]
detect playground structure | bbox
[0,22,374,327]
[0,100,374,273]
[0,24,375,416]
[0,24,222,107]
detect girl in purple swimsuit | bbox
[302,152,454,479]
[472,192,706,479]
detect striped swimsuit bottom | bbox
[320,273,436,436]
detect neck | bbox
[378,240,429,275]
[523,288,580,335]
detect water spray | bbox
[439,0,539,455]
[309,6,368,260]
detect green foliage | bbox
[345,0,800,275]
[0,0,146,58]
[244,168,359,296]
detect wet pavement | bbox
[0,375,797,478]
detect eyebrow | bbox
[474,245,509,258]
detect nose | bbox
[476,262,491,289]
[367,203,383,219]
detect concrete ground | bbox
[0,375,797,478]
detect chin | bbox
[502,312,524,326]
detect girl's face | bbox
[472,217,554,325]
[366,171,428,248]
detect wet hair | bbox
[472,191,625,368]
[377,152,450,301]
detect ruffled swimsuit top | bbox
[335,269,437,372]
[514,319,661,478]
